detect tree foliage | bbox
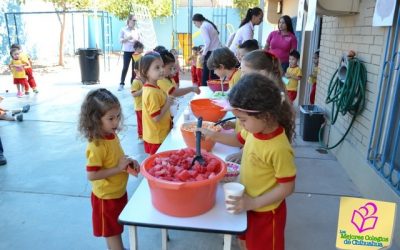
[233,0,260,18]
[99,0,172,20]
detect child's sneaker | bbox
[16,114,23,122]
[25,91,30,95]
[33,88,39,93]
[17,92,23,98]
[22,104,30,113]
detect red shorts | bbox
[91,192,127,237]
[287,91,297,103]
[144,141,161,155]
[238,200,287,250]
[14,78,28,85]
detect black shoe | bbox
[16,114,23,122]
[0,153,7,166]
[22,104,30,113]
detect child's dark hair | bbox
[192,46,199,52]
[192,13,219,34]
[228,73,295,142]
[139,52,162,80]
[242,50,285,90]
[11,44,21,50]
[78,88,123,142]
[289,50,300,60]
[159,50,175,65]
[314,50,320,57]
[238,39,259,52]
[154,45,167,53]
[134,60,140,71]
[207,47,238,70]
[133,41,144,50]
[10,47,19,56]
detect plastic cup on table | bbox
[223,182,245,214]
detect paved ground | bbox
[0,56,398,250]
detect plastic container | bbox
[180,121,222,152]
[140,150,227,217]
[76,48,101,84]
[207,80,229,92]
[300,105,325,142]
[190,98,227,122]
[222,162,240,182]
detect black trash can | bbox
[77,48,101,84]
[300,105,325,142]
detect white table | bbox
[118,87,245,250]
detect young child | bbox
[196,45,204,86]
[308,50,319,104]
[157,50,200,97]
[9,47,29,98]
[11,44,38,94]
[140,52,174,154]
[200,73,296,250]
[130,41,144,82]
[0,96,30,122]
[131,60,145,143]
[169,48,181,86]
[207,47,241,89]
[78,88,140,250]
[285,50,302,103]
[236,39,259,62]
[188,46,199,86]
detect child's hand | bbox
[221,121,235,130]
[117,155,131,172]
[197,127,215,140]
[126,158,140,176]
[191,86,201,94]
[225,193,255,214]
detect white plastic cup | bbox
[223,182,245,213]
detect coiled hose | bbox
[319,57,367,149]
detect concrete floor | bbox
[0,57,398,250]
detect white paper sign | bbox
[372,0,396,27]
[296,0,305,31]
[305,0,317,31]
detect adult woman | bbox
[229,7,263,55]
[118,15,141,91]
[192,13,222,86]
[264,15,297,73]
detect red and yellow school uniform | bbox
[131,77,144,139]
[132,52,142,62]
[10,59,28,86]
[190,54,198,85]
[196,56,203,87]
[157,78,177,96]
[237,127,296,250]
[228,68,241,89]
[286,66,302,102]
[85,134,128,237]
[142,83,172,154]
[308,66,319,104]
[19,52,37,91]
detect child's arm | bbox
[131,89,143,97]
[171,86,201,97]
[228,180,295,214]
[199,128,242,147]
[87,156,133,180]
[152,96,174,122]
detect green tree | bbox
[233,0,260,18]
[99,0,171,20]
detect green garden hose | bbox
[319,57,367,149]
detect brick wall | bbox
[317,0,386,156]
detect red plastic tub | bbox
[207,79,229,92]
[190,98,227,122]
[180,121,222,152]
[140,150,227,217]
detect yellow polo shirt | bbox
[228,69,241,89]
[19,52,31,68]
[10,59,27,78]
[86,134,128,199]
[132,53,142,62]
[238,127,296,212]
[286,66,302,91]
[196,56,203,69]
[131,78,143,111]
[308,66,319,85]
[142,83,171,144]
[157,78,176,96]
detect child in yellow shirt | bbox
[308,50,319,104]
[131,60,145,142]
[285,50,302,103]
[207,47,241,89]
[8,47,29,98]
[11,44,39,94]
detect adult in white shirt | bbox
[118,15,141,91]
[192,13,222,86]
[229,7,263,56]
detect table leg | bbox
[128,226,138,250]
[161,229,168,250]
[223,234,232,250]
